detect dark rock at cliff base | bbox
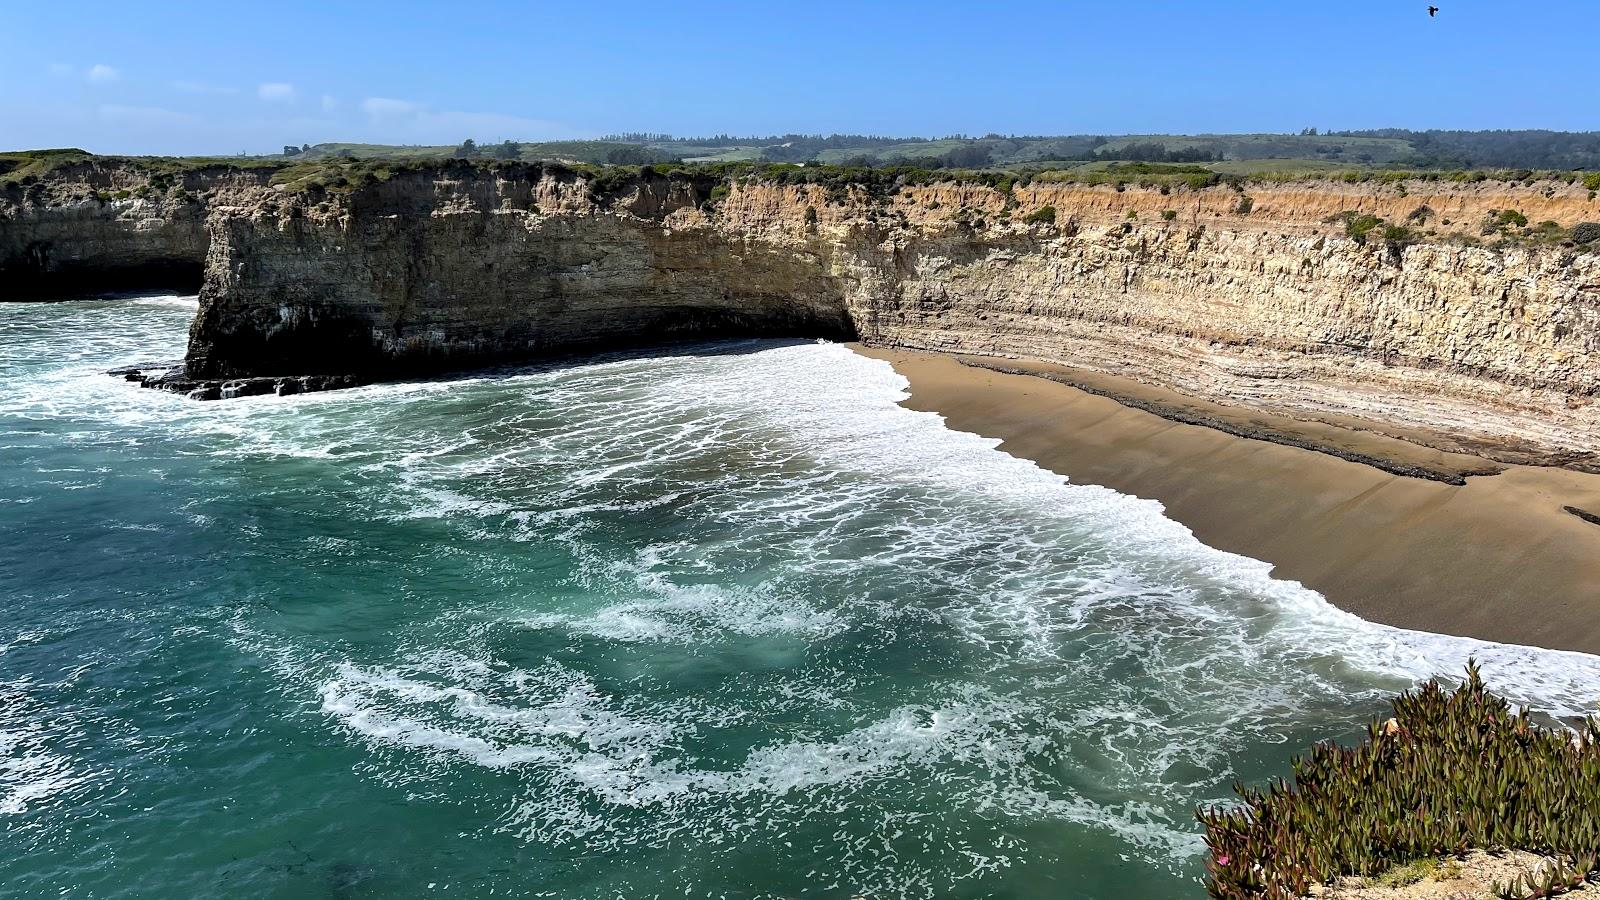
[107,363,366,401]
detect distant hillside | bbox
[275,130,1600,173]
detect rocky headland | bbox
[11,158,1594,470]
[0,156,278,299]
[11,155,1600,646]
[4,159,1596,460]
[9,155,1600,892]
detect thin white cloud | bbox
[173,80,239,95]
[321,94,339,112]
[258,82,296,102]
[86,64,120,84]
[361,96,420,117]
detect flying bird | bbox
[1428,5,1438,15]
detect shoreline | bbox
[853,345,1600,656]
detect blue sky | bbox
[2,0,1593,155]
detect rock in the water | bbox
[104,363,366,402]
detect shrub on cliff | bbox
[1162,209,1178,221]
[1199,663,1600,899]
[1382,224,1416,248]
[1479,208,1531,236]
[1023,205,1056,225]
[1571,222,1600,245]
[1234,195,1254,215]
[1529,220,1568,243]
[1341,213,1384,244]
[584,166,640,200]
[1583,173,1600,191]
[1498,208,1530,227]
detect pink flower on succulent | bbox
[1217,855,1232,866]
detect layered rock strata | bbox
[185,164,1600,467]
[184,169,856,379]
[7,159,1599,467]
[0,160,278,299]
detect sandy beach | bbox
[855,346,1600,656]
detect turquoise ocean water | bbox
[3,296,1599,899]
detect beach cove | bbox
[860,347,1600,656]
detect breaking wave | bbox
[6,298,1600,897]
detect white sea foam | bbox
[205,338,1590,882]
[0,632,95,817]
[125,293,200,308]
[316,651,1203,857]
[518,341,1600,711]
[515,543,847,643]
[17,299,1599,887]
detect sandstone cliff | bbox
[177,162,1600,468]
[184,167,853,379]
[7,159,1599,467]
[0,159,278,299]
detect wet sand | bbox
[854,346,1600,656]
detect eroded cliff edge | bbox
[184,167,857,379]
[178,162,1600,469]
[0,157,280,299]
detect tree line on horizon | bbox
[278,129,1600,172]
[601,129,1600,169]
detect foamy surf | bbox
[379,338,1596,718]
[228,339,1594,879]
[5,300,1599,898]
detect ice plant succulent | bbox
[1198,662,1600,898]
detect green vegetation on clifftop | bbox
[0,149,283,197]
[8,145,1600,207]
[1200,664,1600,899]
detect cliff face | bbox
[0,161,278,300]
[185,169,854,378]
[9,159,1596,465]
[183,165,1600,466]
[851,190,1600,465]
